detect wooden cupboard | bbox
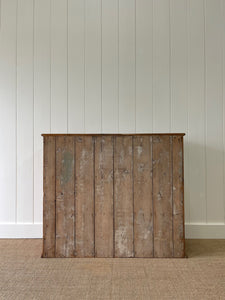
[42,134,185,258]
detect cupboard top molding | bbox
[42,133,185,137]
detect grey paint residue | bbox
[60,151,74,185]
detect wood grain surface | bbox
[153,135,173,258]
[43,136,56,258]
[75,136,95,257]
[114,136,134,257]
[43,134,185,258]
[172,135,185,257]
[55,136,75,257]
[133,136,153,257]
[95,136,114,257]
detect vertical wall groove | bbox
[221,0,225,225]
[134,0,136,133]
[186,0,190,223]
[117,0,119,133]
[15,0,18,223]
[169,0,172,133]
[32,0,35,223]
[83,0,86,132]
[203,0,208,223]
[100,0,102,132]
[66,0,68,133]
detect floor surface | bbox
[0,239,225,299]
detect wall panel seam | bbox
[169,0,172,133]
[203,0,208,223]
[117,0,119,133]
[134,0,136,133]
[66,0,68,133]
[83,0,86,132]
[32,0,35,224]
[221,0,225,225]
[15,0,18,223]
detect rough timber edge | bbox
[42,133,185,137]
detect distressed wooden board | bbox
[75,136,95,257]
[153,135,173,258]
[55,136,75,257]
[43,136,56,258]
[43,133,185,258]
[114,136,134,257]
[172,136,185,257]
[133,136,153,257]
[95,136,114,257]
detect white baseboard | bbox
[0,223,42,238]
[0,223,224,239]
[185,223,225,239]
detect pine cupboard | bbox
[42,134,185,258]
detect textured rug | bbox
[0,239,225,299]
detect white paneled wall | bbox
[0,0,225,238]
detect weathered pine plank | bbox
[172,136,185,257]
[55,136,75,257]
[114,136,134,257]
[153,135,173,258]
[75,136,95,257]
[43,136,56,258]
[95,136,114,257]
[133,136,153,257]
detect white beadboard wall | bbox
[0,0,225,238]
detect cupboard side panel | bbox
[43,136,56,258]
[173,136,185,257]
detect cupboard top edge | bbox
[41,133,185,137]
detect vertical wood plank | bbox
[172,136,185,258]
[205,0,224,222]
[51,0,67,133]
[136,0,153,133]
[17,0,34,223]
[95,136,114,257]
[153,135,173,258]
[188,0,206,223]
[34,0,51,223]
[0,0,17,223]
[102,0,119,133]
[68,0,85,133]
[133,136,153,257]
[43,136,56,258]
[75,136,94,257]
[85,0,101,133]
[153,0,170,132]
[118,0,135,133]
[114,136,133,257]
[55,136,75,257]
